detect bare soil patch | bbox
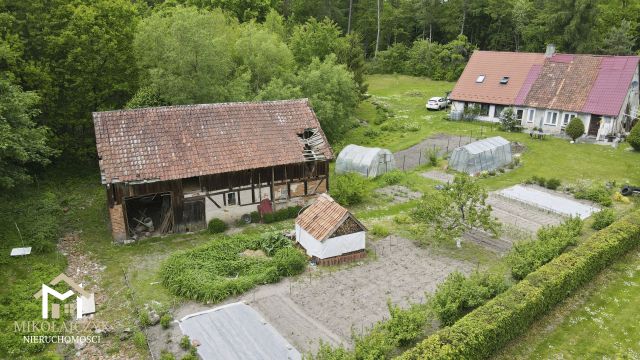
[394,133,476,171]
[374,185,422,204]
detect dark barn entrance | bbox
[124,192,173,239]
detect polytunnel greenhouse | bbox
[335,145,395,178]
[448,136,512,174]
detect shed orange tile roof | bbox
[450,51,545,105]
[296,194,358,241]
[93,99,332,184]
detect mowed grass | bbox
[496,249,640,359]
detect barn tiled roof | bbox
[296,194,357,241]
[523,55,602,113]
[93,99,333,184]
[450,51,546,105]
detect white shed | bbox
[295,194,366,262]
[335,144,395,178]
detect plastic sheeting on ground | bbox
[179,302,301,360]
[449,136,512,174]
[335,144,395,178]
[498,185,599,219]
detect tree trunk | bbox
[460,0,467,36]
[347,0,353,34]
[375,0,381,57]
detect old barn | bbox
[93,99,333,242]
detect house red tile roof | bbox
[93,99,333,184]
[523,55,602,113]
[450,51,546,105]
[452,51,639,117]
[296,194,359,241]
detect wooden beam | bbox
[206,195,221,209]
[270,167,275,201]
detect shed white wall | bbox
[295,224,366,259]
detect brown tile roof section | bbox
[450,51,545,105]
[93,99,332,184]
[523,55,602,112]
[296,194,354,241]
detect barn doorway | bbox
[124,192,173,239]
[588,115,601,136]
[183,198,206,232]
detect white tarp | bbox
[499,185,599,219]
[336,144,395,178]
[179,302,301,360]
[295,224,365,259]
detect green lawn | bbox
[496,248,640,359]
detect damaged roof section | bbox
[93,99,333,184]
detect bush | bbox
[273,247,307,276]
[160,313,172,329]
[591,208,616,230]
[573,182,613,206]
[508,217,582,280]
[207,218,227,234]
[161,233,307,302]
[133,331,146,349]
[545,178,561,190]
[257,231,292,256]
[628,121,640,151]
[499,107,519,132]
[400,210,640,360]
[565,117,585,141]
[379,170,405,185]
[431,271,509,326]
[370,224,390,237]
[526,175,547,187]
[139,309,151,327]
[250,211,261,223]
[425,147,439,166]
[331,173,368,206]
[160,351,175,360]
[179,336,191,350]
[262,206,302,223]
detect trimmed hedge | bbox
[400,210,640,360]
[262,206,302,223]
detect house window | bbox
[544,110,559,126]
[479,103,490,116]
[476,75,485,83]
[227,192,237,206]
[494,105,505,117]
[516,109,524,120]
[527,109,535,123]
[562,113,576,126]
[500,76,510,84]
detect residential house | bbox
[93,99,333,242]
[449,45,640,141]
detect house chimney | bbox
[545,43,556,58]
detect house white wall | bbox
[295,224,366,259]
[520,108,591,135]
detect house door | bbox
[588,115,601,136]
[182,198,206,232]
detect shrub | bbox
[273,247,307,276]
[508,217,582,280]
[425,148,439,166]
[565,117,585,141]
[133,331,146,349]
[262,206,302,224]
[138,309,151,327]
[499,107,519,132]
[545,178,561,190]
[400,210,640,360]
[179,336,191,350]
[161,234,307,302]
[573,182,613,206]
[628,121,640,151]
[207,218,227,234]
[160,351,175,360]
[527,175,546,187]
[431,271,509,326]
[379,170,405,185]
[363,127,381,137]
[160,313,172,329]
[331,173,368,206]
[370,224,390,237]
[591,208,616,230]
[257,231,292,256]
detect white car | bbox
[426,97,448,110]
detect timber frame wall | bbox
[106,160,330,241]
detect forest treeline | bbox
[0,0,639,188]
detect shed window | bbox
[476,75,485,83]
[544,111,559,126]
[500,76,510,84]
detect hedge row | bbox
[400,210,640,360]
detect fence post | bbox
[418,151,422,166]
[403,155,406,171]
